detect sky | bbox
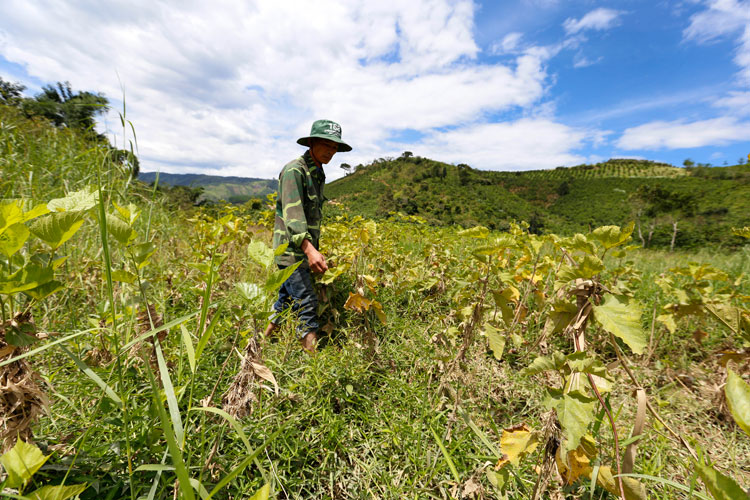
[1,0,749,181]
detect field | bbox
[2,104,750,500]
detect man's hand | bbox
[301,239,328,274]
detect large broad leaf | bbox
[264,261,302,293]
[522,351,568,375]
[556,255,604,290]
[485,323,505,360]
[543,388,596,452]
[0,223,30,257]
[593,295,647,354]
[105,213,136,245]
[113,201,140,226]
[590,222,635,250]
[458,226,489,239]
[695,461,749,500]
[726,369,750,437]
[496,423,540,468]
[236,282,263,302]
[29,211,86,250]
[47,186,98,212]
[24,280,64,301]
[0,263,54,294]
[23,483,88,500]
[597,466,647,500]
[130,241,156,269]
[248,240,274,268]
[0,201,24,234]
[0,439,49,488]
[564,233,597,256]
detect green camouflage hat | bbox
[297,119,352,152]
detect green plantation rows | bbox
[493,159,687,181]
[2,105,750,499]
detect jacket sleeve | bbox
[279,167,312,249]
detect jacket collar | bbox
[303,150,325,181]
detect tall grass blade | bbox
[430,425,460,483]
[180,324,196,374]
[59,345,122,407]
[206,428,283,499]
[154,340,184,445]
[0,329,97,368]
[121,308,203,352]
[195,303,223,362]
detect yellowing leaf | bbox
[0,223,29,257]
[596,466,647,500]
[344,292,372,313]
[248,483,271,500]
[656,313,677,334]
[47,186,98,212]
[590,222,635,250]
[593,295,646,354]
[726,369,750,437]
[556,436,596,485]
[23,483,88,500]
[485,323,505,360]
[0,439,49,488]
[29,211,86,250]
[496,423,540,469]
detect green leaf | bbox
[458,226,489,239]
[726,369,750,437]
[0,201,24,234]
[47,186,98,212]
[248,484,270,500]
[564,233,597,255]
[5,323,39,347]
[0,223,29,257]
[0,264,54,294]
[29,212,85,250]
[565,352,608,378]
[273,242,289,257]
[113,201,140,225]
[23,483,88,500]
[105,213,136,246]
[236,282,263,302]
[19,204,51,224]
[130,242,156,269]
[264,261,302,293]
[590,222,634,250]
[0,439,49,488]
[596,466,647,500]
[485,323,505,360]
[543,388,596,451]
[24,280,64,301]
[556,255,604,289]
[522,352,567,375]
[695,461,749,500]
[248,240,274,268]
[593,295,647,354]
[111,270,137,284]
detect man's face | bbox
[310,138,338,165]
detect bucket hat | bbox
[297,119,352,152]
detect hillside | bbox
[139,171,277,203]
[326,156,750,248]
[2,102,750,499]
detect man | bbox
[263,119,352,353]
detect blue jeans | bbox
[271,265,319,338]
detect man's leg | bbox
[265,271,291,339]
[284,266,320,353]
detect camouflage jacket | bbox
[273,150,325,267]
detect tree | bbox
[632,185,695,251]
[683,158,694,167]
[0,77,25,104]
[22,81,109,133]
[401,151,413,159]
[340,163,353,175]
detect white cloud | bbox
[617,117,750,149]
[684,0,750,83]
[714,90,750,115]
[563,8,623,35]
[491,32,524,54]
[0,0,570,178]
[406,119,592,170]
[572,52,602,68]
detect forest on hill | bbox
[138,172,277,205]
[326,155,750,249]
[1,83,750,500]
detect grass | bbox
[1,104,749,499]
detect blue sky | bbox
[1,0,749,179]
